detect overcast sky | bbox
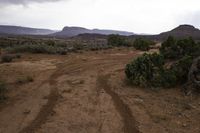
[0,0,200,34]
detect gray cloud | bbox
[0,0,65,5]
[177,11,200,29]
[187,12,200,27]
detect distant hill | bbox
[1,24,199,41]
[157,24,200,40]
[0,25,56,35]
[51,26,134,37]
[130,24,200,41]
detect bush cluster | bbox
[1,37,111,54]
[170,56,193,84]
[107,35,155,50]
[133,38,155,51]
[160,36,200,59]
[107,34,129,46]
[6,44,67,55]
[125,53,176,87]
[125,36,199,88]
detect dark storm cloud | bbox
[0,0,65,5]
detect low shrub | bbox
[73,43,84,50]
[151,69,177,88]
[125,53,190,88]
[160,36,200,59]
[170,55,193,84]
[125,53,166,87]
[46,40,55,46]
[6,44,66,54]
[160,36,177,59]
[59,50,67,55]
[126,36,200,89]
[15,54,22,59]
[133,38,154,51]
[1,54,13,63]
[107,34,128,46]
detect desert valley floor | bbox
[0,48,199,133]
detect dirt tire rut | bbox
[97,74,140,133]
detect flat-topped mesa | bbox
[62,26,88,31]
[52,26,134,37]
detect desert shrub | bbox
[125,52,182,88]
[133,38,154,51]
[0,81,6,101]
[15,54,22,59]
[125,53,169,87]
[170,55,193,84]
[46,40,55,46]
[152,69,177,88]
[160,36,178,59]
[1,54,13,63]
[6,44,65,54]
[126,36,200,89]
[107,34,128,46]
[58,50,67,55]
[73,43,84,50]
[160,36,200,59]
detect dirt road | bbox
[0,48,199,133]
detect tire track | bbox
[97,74,140,133]
[19,69,61,133]
[19,51,140,133]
